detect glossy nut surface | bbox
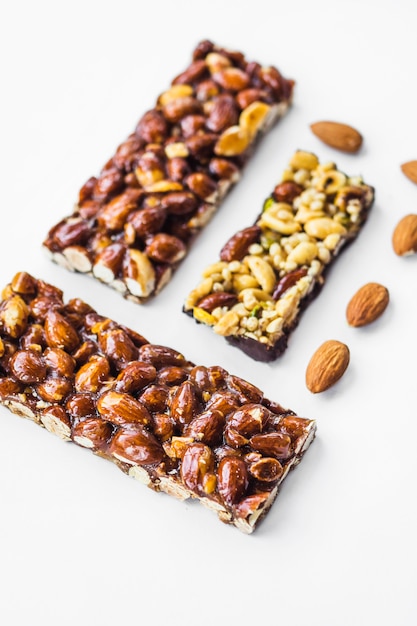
[42,41,294,304]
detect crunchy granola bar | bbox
[184,150,374,361]
[43,40,294,302]
[0,272,315,533]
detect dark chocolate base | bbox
[227,280,324,362]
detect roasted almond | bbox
[305,339,350,393]
[72,418,113,449]
[138,344,185,368]
[392,214,417,256]
[11,272,37,295]
[169,380,200,426]
[0,295,29,339]
[98,328,138,365]
[74,355,111,392]
[401,160,417,184]
[9,350,47,384]
[249,433,292,459]
[36,376,73,403]
[97,391,152,427]
[109,427,164,466]
[205,95,239,133]
[226,404,270,439]
[346,282,389,327]
[217,456,248,505]
[115,361,156,394]
[43,347,76,378]
[310,121,363,153]
[44,310,80,352]
[249,457,283,482]
[196,291,238,313]
[0,377,23,399]
[40,406,71,440]
[227,375,263,404]
[145,233,187,265]
[180,442,214,494]
[184,409,225,446]
[220,225,261,262]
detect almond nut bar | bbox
[43,40,294,302]
[184,150,375,361]
[0,272,315,533]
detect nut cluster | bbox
[43,40,294,302]
[0,272,315,533]
[184,150,374,361]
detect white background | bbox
[1,1,417,624]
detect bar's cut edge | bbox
[0,393,315,534]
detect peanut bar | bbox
[184,150,374,361]
[0,272,315,533]
[43,40,294,302]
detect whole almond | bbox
[109,427,164,466]
[44,310,80,352]
[401,161,417,184]
[184,409,225,446]
[10,350,47,384]
[74,355,111,392]
[196,291,238,312]
[310,121,363,153]
[392,214,417,256]
[346,282,389,327]
[306,340,350,393]
[220,225,261,262]
[97,390,151,427]
[217,456,248,505]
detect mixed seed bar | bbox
[184,151,375,361]
[43,40,294,302]
[0,272,315,533]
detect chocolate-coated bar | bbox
[0,272,315,533]
[43,40,294,302]
[184,150,374,361]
